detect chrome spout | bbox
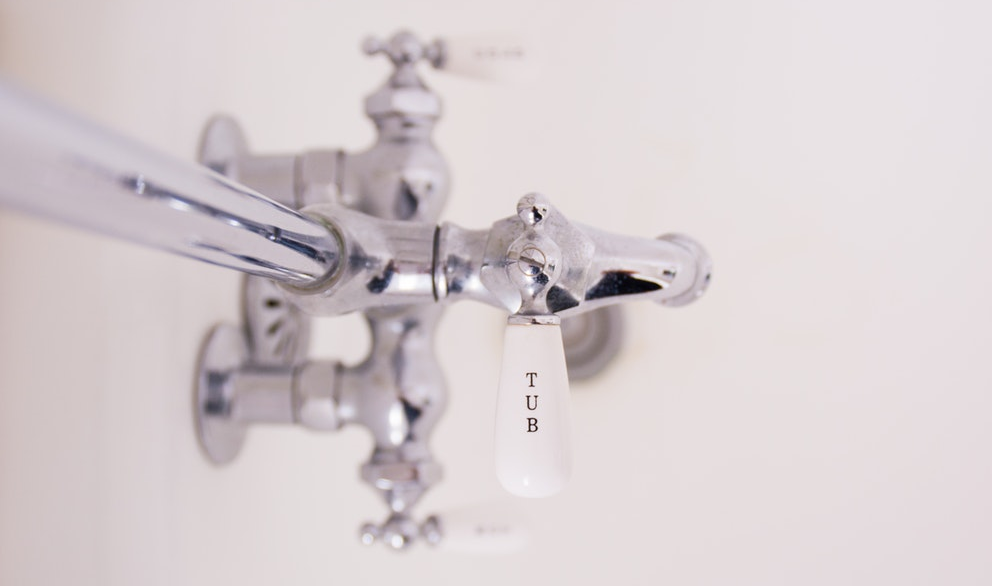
[0,80,341,287]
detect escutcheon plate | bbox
[195,324,249,465]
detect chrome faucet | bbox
[0,31,710,551]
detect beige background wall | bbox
[1,0,990,584]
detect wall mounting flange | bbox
[562,305,625,381]
[195,324,249,465]
[198,115,247,176]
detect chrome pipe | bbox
[0,79,340,286]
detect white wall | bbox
[1,0,990,584]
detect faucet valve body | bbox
[193,31,711,550]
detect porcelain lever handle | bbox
[490,194,574,497]
[495,316,573,497]
[424,502,531,554]
[436,34,542,83]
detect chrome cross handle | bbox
[362,30,445,69]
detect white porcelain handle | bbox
[432,504,530,554]
[494,322,572,498]
[440,34,542,83]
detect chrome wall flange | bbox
[194,111,317,465]
[198,115,248,177]
[561,305,625,381]
[195,324,250,465]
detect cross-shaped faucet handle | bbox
[362,30,445,69]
